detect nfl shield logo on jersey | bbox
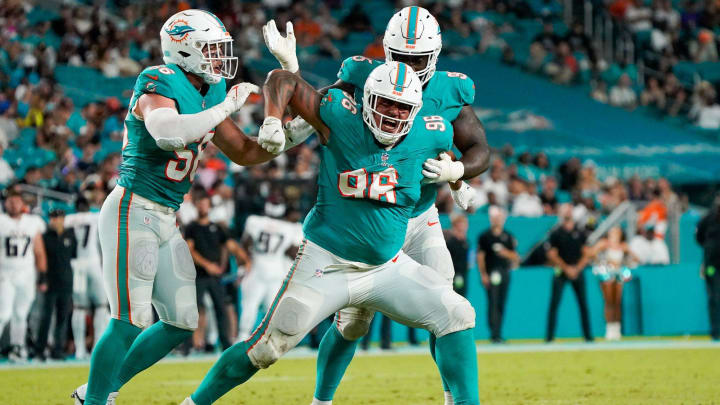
[381,153,390,166]
[314,268,324,278]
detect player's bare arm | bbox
[263,69,330,143]
[452,105,490,179]
[213,118,277,165]
[226,238,252,269]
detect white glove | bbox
[258,116,286,154]
[262,20,298,73]
[283,116,315,151]
[219,82,261,116]
[451,181,476,210]
[422,153,465,183]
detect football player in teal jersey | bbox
[71,9,295,405]
[180,62,479,405]
[262,7,489,405]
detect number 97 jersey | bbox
[0,213,46,273]
[118,63,226,210]
[242,215,303,279]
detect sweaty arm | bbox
[33,232,47,274]
[452,105,490,179]
[136,94,229,151]
[263,69,330,143]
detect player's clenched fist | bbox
[263,20,298,73]
[220,83,260,116]
[258,116,286,154]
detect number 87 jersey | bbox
[118,63,227,210]
[302,89,453,266]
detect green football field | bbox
[2,340,719,405]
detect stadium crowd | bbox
[0,0,694,361]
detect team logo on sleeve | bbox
[165,19,195,42]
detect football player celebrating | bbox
[72,9,290,405]
[262,7,489,405]
[180,62,479,405]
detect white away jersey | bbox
[65,211,101,262]
[0,213,46,272]
[243,215,303,278]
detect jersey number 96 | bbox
[338,167,398,204]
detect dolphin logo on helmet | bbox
[160,10,238,85]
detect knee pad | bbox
[435,292,476,338]
[248,296,312,369]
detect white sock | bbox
[72,309,88,357]
[311,398,332,405]
[93,306,110,348]
[444,391,455,405]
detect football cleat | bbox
[71,383,118,405]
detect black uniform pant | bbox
[486,269,511,340]
[196,276,231,350]
[37,290,73,356]
[546,271,593,341]
[706,269,720,340]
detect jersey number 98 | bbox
[338,167,398,204]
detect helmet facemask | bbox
[385,47,439,85]
[362,91,421,146]
[192,39,238,84]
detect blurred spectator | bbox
[446,215,470,297]
[510,177,543,217]
[540,176,559,215]
[558,157,581,191]
[662,72,687,116]
[525,42,548,74]
[591,81,609,104]
[546,204,593,342]
[37,209,76,361]
[481,162,509,207]
[690,87,720,129]
[609,74,638,110]
[533,21,559,53]
[625,0,653,33]
[629,225,670,264]
[640,77,666,109]
[545,41,578,85]
[477,207,518,343]
[689,29,719,63]
[363,36,385,60]
[696,197,720,341]
[185,193,250,351]
[637,188,668,237]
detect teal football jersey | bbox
[337,56,475,217]
[117,64,226,210]
[302,89,453,265]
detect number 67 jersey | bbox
[118,63,226,210]
[0,213,46,273]
[302,89,453,266]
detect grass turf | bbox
[1,346,719,404]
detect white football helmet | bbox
[383,6,442,84]
[160,9,238,85]
[362,62,423,146]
